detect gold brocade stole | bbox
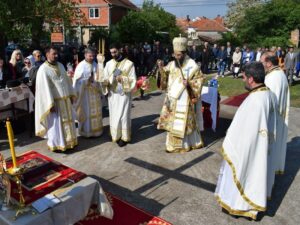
[111,59,132,92]
[249,86,269,94]
[110,59,123,91]
[87,84,102,132]
[55,97,77,145]
[170,89,189,139]
[168,61,199,139]
[46,61,76,144]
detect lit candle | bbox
[6,119,18,169]
[99,39,101,55]
[102,39,105,55]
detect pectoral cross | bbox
[184,66,193,79]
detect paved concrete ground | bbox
[1,91,299,225]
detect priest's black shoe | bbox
[117,140,127,147]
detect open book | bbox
[31,194,61,213]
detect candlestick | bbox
[6,119,18,169]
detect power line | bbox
[134,1,227,8]
[136,4,227,8]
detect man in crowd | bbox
[217,45,227,78]
[226,42,233,71]
[255,47,263,62]
[284,46,297,86]
[29,50,44,94]
[188,45,201,64]
[73,48,103,137]
[157,36,204,153]
[33,50,44,67]
[261,52,290,176]
[215,62,277,220]
[212,43,219,70]
[35,46,77,151]
[100,43,136,147]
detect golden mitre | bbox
[173,35,187,52]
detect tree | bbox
[110,0,180,45]
[0,0,86,49]
[218,32,242,48]
[235,0,300,47]
[225,0,265,29]
[88,27,109,47]
[141,0,181,42]
[112,11,155,44]
[223,0,300,47]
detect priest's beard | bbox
[113,54,123,62]
[244,83,252,92]
[175,57,185,68]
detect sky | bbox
[131,0,229,19]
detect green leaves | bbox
[110,0,180,44]
[225,0,300,47]
[0,0,86,47]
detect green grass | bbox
[290,82,300,107]
[206,74,300,108]
[135,74,300,108]
[206,74,246,97]
[134,76,159,97]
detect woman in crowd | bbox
[22,57,33,80]
[232,47,242,78]
[9,49,24,80]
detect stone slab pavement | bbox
[0,91,299,225]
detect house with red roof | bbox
[176,15,230,45]
[53,0,137,45]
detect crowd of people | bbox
[1,40,299,91]
[187,42,300,84]
[0,36,294,221]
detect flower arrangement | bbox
[136,76,150,91]
[208,78,218,88]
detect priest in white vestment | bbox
[73,48,103,137]
[35,46,77,151]
[157,36,204,153]
[261,52,290,175]
[98,44,136,147]
[215,62,277,220]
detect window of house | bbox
[89,8,99,18]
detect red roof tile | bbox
[176,18,191,30]
[190,17,228,32]
[214,15,224,25]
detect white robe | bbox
[73,60,103,137]
[103,58,136,142]
[265,67,290,174]
[157,57,204,152]
[215,86,277,219]
[35,61,77,151]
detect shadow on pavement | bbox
[125,152,216,194]
[265,136,300,218]
[62,125,111,155]
[131,114,163,144]
[202,117,232,147]
[133,91,163,101]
